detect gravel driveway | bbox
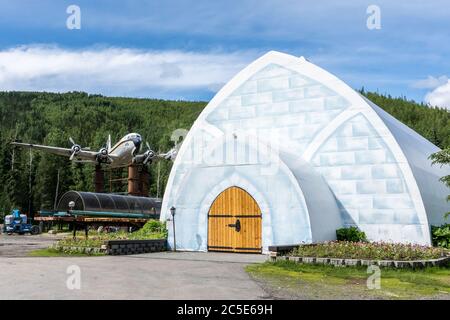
[0,233,63,257]
[0,252,269,300]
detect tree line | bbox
[0,90,448,218]
[0,91,204,217]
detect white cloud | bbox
[0,45,256,98]
[412,75,448,89]
[411,75,450,109]
[425,80,450,109]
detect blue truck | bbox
[3,209,40,235]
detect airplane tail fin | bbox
[107,134,111,151]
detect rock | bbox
[269,251,278,257]
[394,261,410,268]
[330,258,345,266]
[302,257,316,264]
[427,259,444,267]
[344,259,361,266]
[315,257,330,264]
[378,260,394,267]
[360,259,376,266]
[48,230,58,235]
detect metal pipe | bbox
[172,215,176,252]
[53,210,153,219]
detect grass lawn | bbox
[246,260,450,300]
[28,248,105,257]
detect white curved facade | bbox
[161,51,450,252]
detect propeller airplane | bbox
[11,133,179,168]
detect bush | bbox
[289,241,447,261]
[54,219,168,251]
[336,226,367,242]
[57,237,104,248]
[129,220,168,239]
[431,224,450,248]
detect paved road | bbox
[0,233,64,257]
[0,252,269,300]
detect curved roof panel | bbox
[57,191,161,215]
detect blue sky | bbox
[1,0,450,107]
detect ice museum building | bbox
[161,51,450,253]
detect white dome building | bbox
[161,51,449,253]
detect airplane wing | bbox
[11,142,99,162]
[159,142,181,161]
[159,147,178,161]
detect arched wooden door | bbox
[208,186,262,253]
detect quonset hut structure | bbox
[161,51,450,253]
[57,191,161,218]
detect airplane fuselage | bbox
[10,132,171,168]
[107,133,142,167]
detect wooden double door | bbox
[208,187,262,253]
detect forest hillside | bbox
[0,90,448,216]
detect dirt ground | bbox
[0,233,63,257]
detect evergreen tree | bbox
[0,90,448,214]
[430,148,450,219]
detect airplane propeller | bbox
[69,137,91,161]
[97,147,113,164]
[69,137,82,161]
[159,144,179,161]
[131,139,180,166]
[143,142,156,165]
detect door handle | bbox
[227,219,241,232]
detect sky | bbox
[0,0,450,108]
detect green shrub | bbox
[336,226,367,242]
[54,219,168,250]
[57,237,104,248]
[289,241,447,260]
[129,220,168,239]
[431,224,450,249]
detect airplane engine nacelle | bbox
[71,144,81,154]
[133,154,145,164]
[133,149,156,165]
[96,148,110,163]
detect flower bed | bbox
[50,244,105,255]
[289,241,448,261]
[52,220,167,255]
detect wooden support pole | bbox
[128,164,141,196]
[140,165,150,197]
[72,222,77,239]
[94,164,104,193]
